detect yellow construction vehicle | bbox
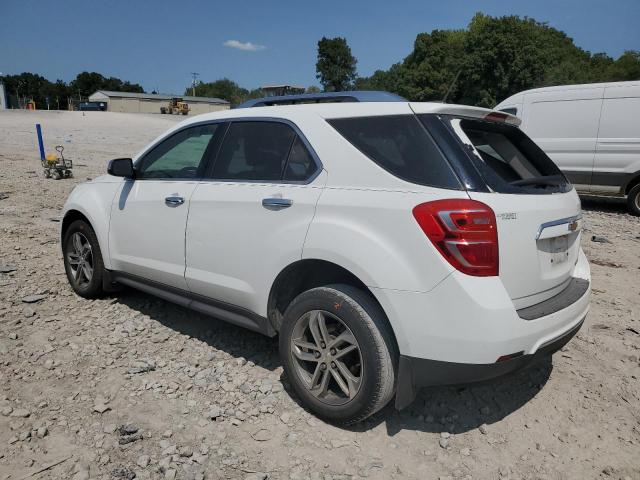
[160,97,190,115]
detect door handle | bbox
[165,195,185,206]
[262,197,293,209]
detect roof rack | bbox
[236,90,406,108]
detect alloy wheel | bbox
[290,310,362,405]
[66,232,93,288]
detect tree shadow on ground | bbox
[114,289,553,435]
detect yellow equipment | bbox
[160,98,190,115]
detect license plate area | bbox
[549,235,569,264]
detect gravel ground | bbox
[0,110,639,480]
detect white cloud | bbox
[223,40,267,52]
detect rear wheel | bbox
[279,284,397,425]
[62,220,105,298]
[627,184,640,216]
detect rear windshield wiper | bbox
[510,175,565,188]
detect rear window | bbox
[328,115,461,189]
[449,118,571,194]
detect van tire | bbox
[627,184,640,216]
[279,284,397,425]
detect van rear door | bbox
[415,108,583,309]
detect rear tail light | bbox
[412,199,499,277]
[484,112,508,122]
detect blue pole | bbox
[36,124,45,161]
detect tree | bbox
[69,71,144,98]
[305,85,321,94]
[315,37,357,92]
[356,13,640,107]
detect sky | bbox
[1,0,638,95]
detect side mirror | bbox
[107,158,135,178]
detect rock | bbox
[251,428,271,442]
[206,406,222,420]
[36,426,48,438]
[0,265,16,273]
[440,431,451,439]
[8,332,18,340]
[460,447,471,456]
[119,424,139,435]
[162,445,177,456]
[1,406,13,416]
[22,294,47,303]
[591,235,611,244]
[93,403,111,414]
[136,455,150,468]
[127,360,156,375]
[111,466,136,479]
[439,438,450,449]
[11,408,30,418]
[479,424,488,435]
[165,469,177,480]
[119,433,143,445]
[162,430,173,438]
[179,445,193,457]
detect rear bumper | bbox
[395,317,584,409]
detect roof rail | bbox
[236,90,406,108]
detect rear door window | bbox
[448,117,571,194]
[212,121,296,181]
[328,115,461,189]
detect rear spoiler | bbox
[413,104,522,127]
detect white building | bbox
[88,91,230,115]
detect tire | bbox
[627,184,640,216]
[62,220,105,298]
[279,284,397,425]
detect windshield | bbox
[444,117,572,194]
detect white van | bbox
[496,81,640,215]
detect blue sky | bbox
[1,0,638,94]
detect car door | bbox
[109,123,222,289]
[185,120,326,316]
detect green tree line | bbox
[1,71,144,109]
[353,13,640,107]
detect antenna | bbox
[442,69,462,104]
[190,72,199,97]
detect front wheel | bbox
[627,184,640,216]
[62,220,105,298]
[279,284,397,425]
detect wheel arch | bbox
[267,258,401,352]
[623,171,640,195]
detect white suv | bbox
[61,92,591,424]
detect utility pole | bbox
[190,72,199,97]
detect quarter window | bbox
[284,137,317,181]
[213,122,295,181]
[138,124,218,179]
[328,115,461,189]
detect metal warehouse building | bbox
[88,91,230,114]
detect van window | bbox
[499,107,518,116]
[449,118,571,194]
[328,115,461,189]
[598,97,640,139]
[526,99,601,139]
